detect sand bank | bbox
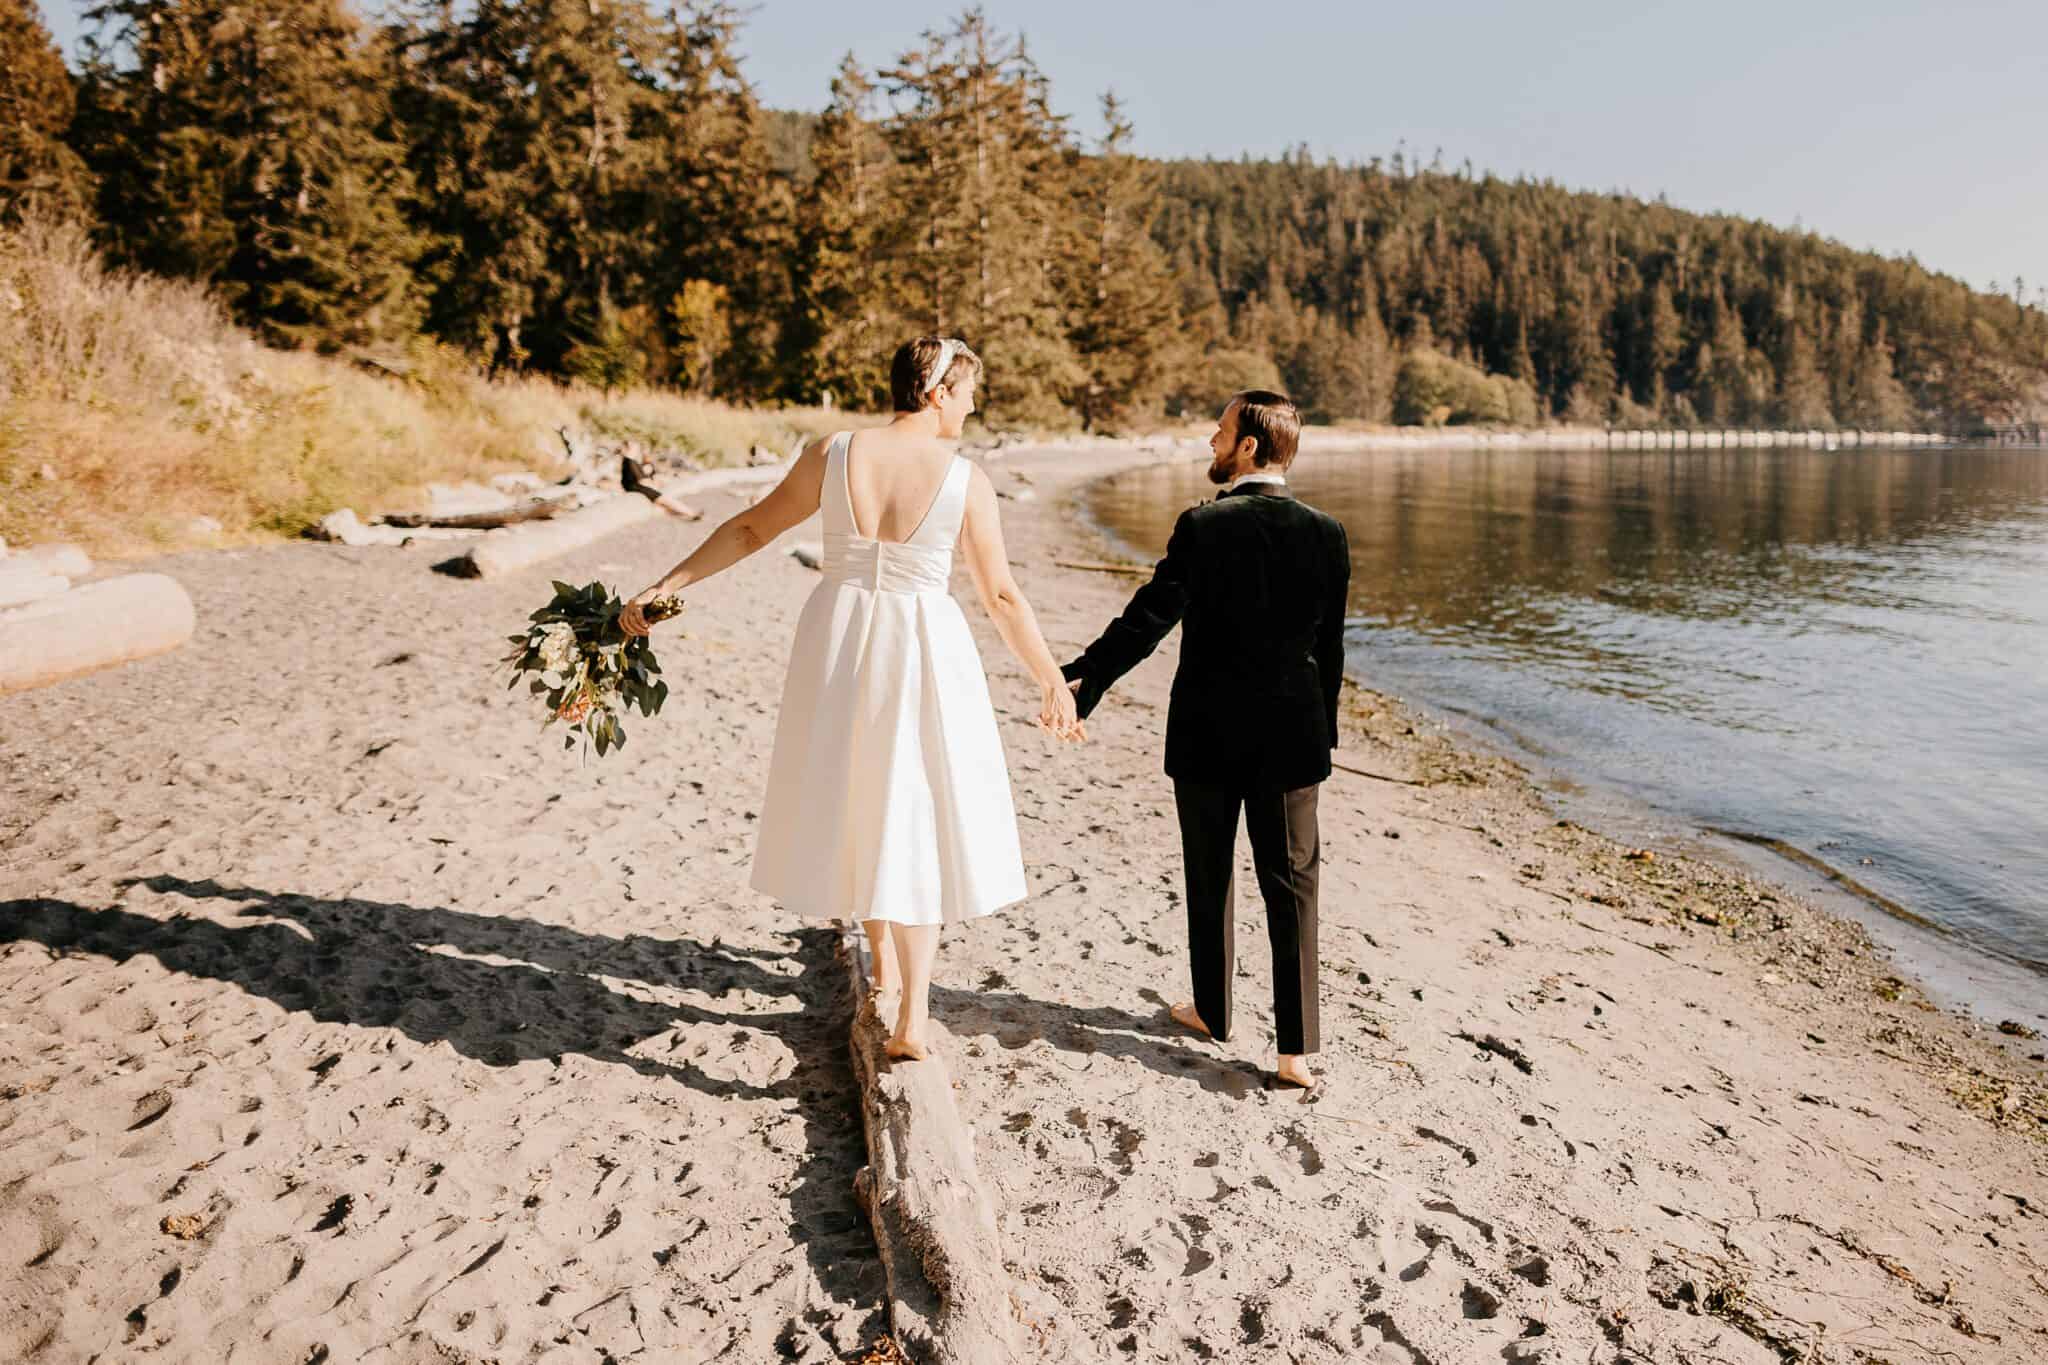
[1,442,2042,1362]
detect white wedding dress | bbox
[750,431,1028,926]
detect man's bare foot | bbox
[884,1036,930,1062]
[1169,1000,1213,1038]
[1273,1054,1318,1090]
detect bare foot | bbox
[1169,1001,1213,1038]
[884,1036,930,1062]
[1273,1055,1318,1090]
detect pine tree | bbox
[1551,267,1615,422]
[0,0,94,222]
[653,0,789,396]
[794,54,896,408]
[1638,277,1682,415]
[1773,294,1833,427]
[882,9,1082,425]
[386,0,668,372]
[1291,312,1386,422]
[1844,322,1913,428]
[1351,267,1396,421]
[77,0,423,350]
[565,293,649,395]
[1696,287,1759,425]
[1064,92,1179,431]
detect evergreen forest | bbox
[5,0,2043,431]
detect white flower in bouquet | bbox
[536,622,579,675]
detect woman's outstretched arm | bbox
[959,465,1084,742]
[620,437,830,636]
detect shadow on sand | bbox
[0,877,885,1335]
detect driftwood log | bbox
[0,567,70,610]
[444,460,796,579]
[1053,559,1147,576]
[841,926,1054,1364]
[0,573,195,695]
[451,494,662,578]
[7,543,92,578]
[381,498,562,530]
[1332,759,1428,786]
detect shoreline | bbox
[976,424,1966,461]
[1,440,2044,1361]
[974,442,2048,1359]
[1071,441,2048,1039]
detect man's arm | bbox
[1061,508,1198,719]
[1315,520,1351,745]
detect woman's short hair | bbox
[1232,389,1302,468]
[891,336,983,413]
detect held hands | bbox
[1038,677,1087,743]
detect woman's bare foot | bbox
[884,1035,930,1062]
[1169,1000,1213,1038]
[862,921,901,998]
[1273,1054,1318,1090]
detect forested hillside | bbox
[1151,157,2047,430]
[4,0,2042,430]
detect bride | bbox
[621,337,1085,1058]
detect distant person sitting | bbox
[622,453,703,521]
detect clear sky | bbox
[37,0,2048,298]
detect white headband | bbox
[923,338,960,396]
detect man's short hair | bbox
[890,335,983,413]
[1231,390,1301,468]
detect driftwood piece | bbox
[1054,559,1146,576]
[381,498,562,530]
[7,543,92,579]
[840,926,1030,1364]
[1332,759,1428,787]
[0,573,194,695]
[452,494,662,579]
[672,458,792,496]
[0,568,70,610]
[317,508,484,547]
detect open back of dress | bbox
[749,432,1028,925]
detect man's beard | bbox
[1206,455,1234,486]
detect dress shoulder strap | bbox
[911,455,972,548]
[821,430,854,533]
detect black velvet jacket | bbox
[1063,482,1352,791]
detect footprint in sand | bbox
[0,1192,68,1271]
[127,1087,174,1131]
[1101,1116,1144,1175]
[1414,1124,1479,1168]
[1282,1125,1324,1176]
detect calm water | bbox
[1090,445,2048,998]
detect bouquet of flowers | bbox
[504,580,683,758]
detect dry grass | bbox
[0,221,846,557]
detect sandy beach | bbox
[3,441,2045,1363]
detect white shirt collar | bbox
[1226,471,1288,492]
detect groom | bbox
[1063,391,1350,1089]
